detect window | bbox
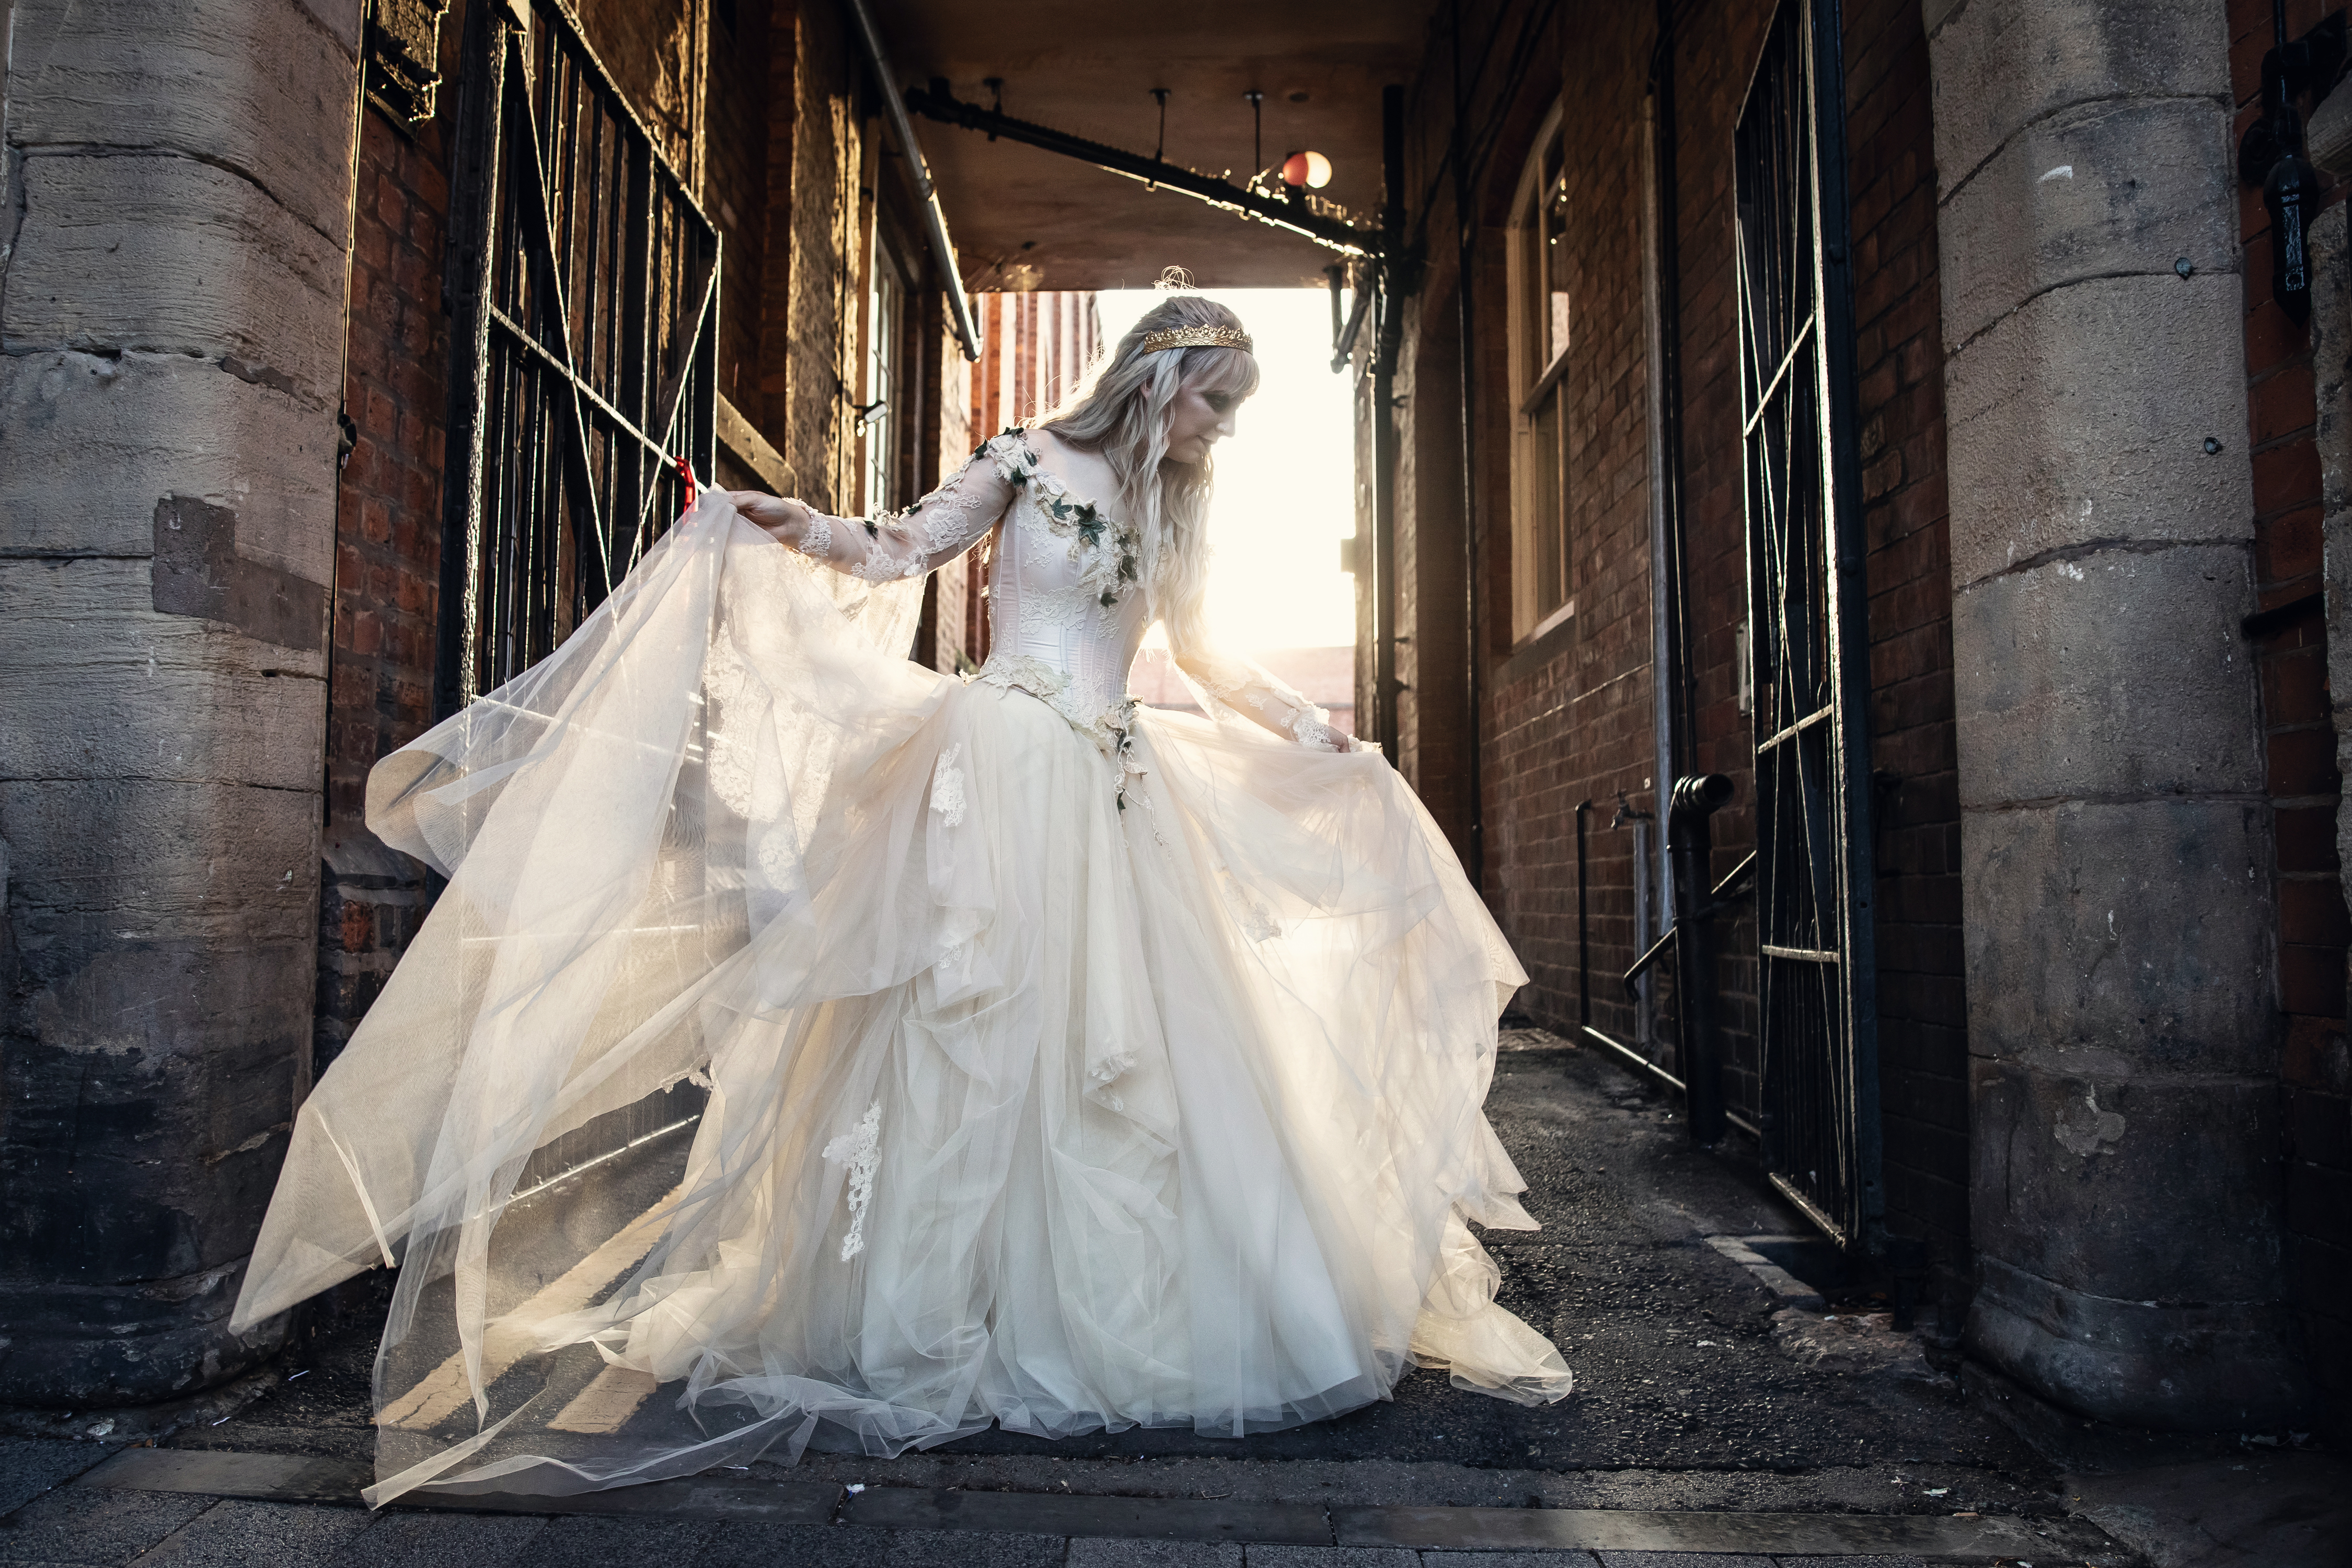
[1507,105,1573,642]
[861,240,906,513]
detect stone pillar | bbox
[0,0,360,1405]
[1928,0,2307,1426]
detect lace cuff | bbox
[791,437,1022,583]
[791,512,832,560]
[1171,643,1363,752]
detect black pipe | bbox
[1370,85,1406,763]
[1575,800,1595,1028]
[1669,773,1732,1145]
[842,1,979,360]
[904,81,1378,258]
[1452,0,1486,890]
[1651,0,1696,781]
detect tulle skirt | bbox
[230,495,1570,1506]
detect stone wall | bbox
[0,0,362,1404]
[1928,0,2306,1426]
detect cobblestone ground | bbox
[0,1030,2339,1565]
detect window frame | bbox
[860,234,909,515]
[1505,100,1575,646]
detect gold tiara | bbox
[1141,325,1253,353]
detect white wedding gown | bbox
[232,432,1572,1505]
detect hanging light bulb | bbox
[1282,150,1333,189]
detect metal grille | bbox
[436,0,719,714]
[1734,0,1882,1249]
[430,0,720,1182]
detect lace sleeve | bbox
[1169,640,1368,753]
[779,433,1028,583]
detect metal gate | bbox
[435,0,719,716]
[1733,0,1882,1249]
[430,0,720,1182]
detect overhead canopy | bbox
[869,0,1427,291]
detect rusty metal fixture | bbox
[2236,6,2346,326]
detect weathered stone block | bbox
[5,152,347,408]
[1,939,306,1275]
[1928,0,2231,198]
[1,780,323,982]
[0,351,340,575]
[1967,1254,2309,1429]
[1944,275,2252,587]
[1959,798,2273,1075]
[1940,97,2235,351]
[1969,1055,2284,1298]
[4,0,359,244]
[1953,544,2261,804]
[0,560,327,789]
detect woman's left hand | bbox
[727,490,811,542]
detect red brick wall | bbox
[2230,0,2352,1409]
[317,95,454,1079]
[1844,0,1965,1269]
[1388,0,1965,1269]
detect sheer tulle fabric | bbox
[233,479,1569,1508]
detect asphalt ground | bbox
[6,1026,2320,1564]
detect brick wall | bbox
[1386,0,1965,1270]
[316,88,456,1081]
[2230,0,2352,1410]
[1844,0,1966,1274]
[320,0,979,1071]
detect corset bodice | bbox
[974,464,1149,743]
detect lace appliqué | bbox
[821,1101,882,1262]
[792,512,832,560]
[929,743,967,827]
[1287,711,1352,752]
[984,429,1142,610]
[1087,1047,1138,1114]
[971,652,1151,811]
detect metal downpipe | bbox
[841,0,980,361]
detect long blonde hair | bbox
[1035,282,1259,661]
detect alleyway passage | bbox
[0,1035,2336,1565]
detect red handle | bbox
[674,454,697,515]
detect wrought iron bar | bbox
[904,80,1380,258]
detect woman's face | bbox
[1163,375,1249,465]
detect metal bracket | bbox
[364,0,451,125]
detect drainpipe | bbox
[1370,85,1405,764]
[1668,773,1733,1145]
[1451,1,1485,887]
[841,0,978,361]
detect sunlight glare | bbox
[1093,286,1358,654]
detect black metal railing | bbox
[437,0,719,716]
[1733,0,1881,1250]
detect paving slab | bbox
[2062,1450,2352,1567]
[844,1485,1333,1544]
[0,1439,114,1517]
[317,1512,549,1568]
[121,1497,373,1566]
[1066,1538,1244,1567]
[508,1514,714,1565]
[0,1485,215,1565]
[1332,1504,2102,1561]
[1242,1549,1417,1567]
[698,1521,1066,1567]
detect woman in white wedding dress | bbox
[231,290,1572,1506]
